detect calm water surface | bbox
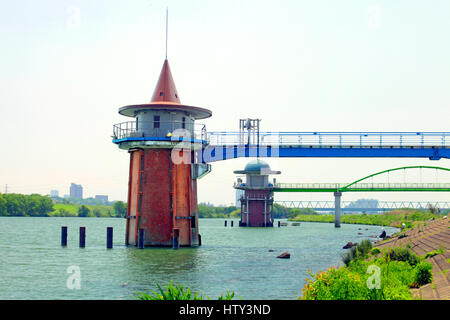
[0,217,397,300]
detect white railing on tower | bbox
[112,121,208,142]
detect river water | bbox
[0,217,397,300]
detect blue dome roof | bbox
[233,159,281,175]
[244,159,271,172]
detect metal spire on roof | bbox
[165,7,168,60]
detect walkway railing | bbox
[112,127,450,149]
[274,182,450,192]
[207,131,450,148]
[275,200,450,210]
[275,183,347,190]
[113,121,208,142]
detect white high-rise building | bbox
[70,183,83,199]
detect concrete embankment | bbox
[374,218,450,300]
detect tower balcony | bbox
[112,121,208,149]
[233,182,275,190]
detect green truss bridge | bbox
[273,166,450,193]
[264,166,450,228]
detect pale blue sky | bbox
[0,0,449,204]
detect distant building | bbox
[50,190,59,197]
[95,195,108,202]
[199,202,214,207]
[233,159,281,227]
[70,183,83,199]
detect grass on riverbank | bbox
[299,242,434,300]
[137,281,239,300]
[137,244,435,300]
[290,209,441,229]
[135,217,442,300]
[49,203,117,217]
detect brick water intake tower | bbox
[234,160,281,227]
[112,58,212,247]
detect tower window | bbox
[175,93,178,99]
[153,115,160,129]
[159,92,164,96]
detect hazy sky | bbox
[0,0,449,205]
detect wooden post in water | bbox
[138,228,144,249]
[106,227,113,249]
[231,220,234,227]
[224,220,227,227]
[198,234,202,246]
[61,226,67,246]
[79,227,86,248]
[278,221,281,227]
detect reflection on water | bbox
[125,247,200,276]
[0,217,398,300]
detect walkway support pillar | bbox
[334,191,342,228]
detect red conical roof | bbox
[150,59,181,104]
[119,59,212,119]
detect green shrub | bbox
[382,277,413,300]
[342,240,373,266]
[302,245,436,300]
[137,281,238,300]
[371,248,381,256]
[414,261,433,286]
[78,205,92,217]
[138,282,203,300]
[300,266,374,300]
[384,247,422,267]
[301,260,413,300]
[423,247,445,259]
[359,240,373,254]
[384,260,416,288]
[218,290,237,300]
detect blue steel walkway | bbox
[200,132,450,162]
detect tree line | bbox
[0,193,128,218]
[75,202,127,218]
[0,193,54,217]
[198,204,238,218]
[0,193,318,219]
